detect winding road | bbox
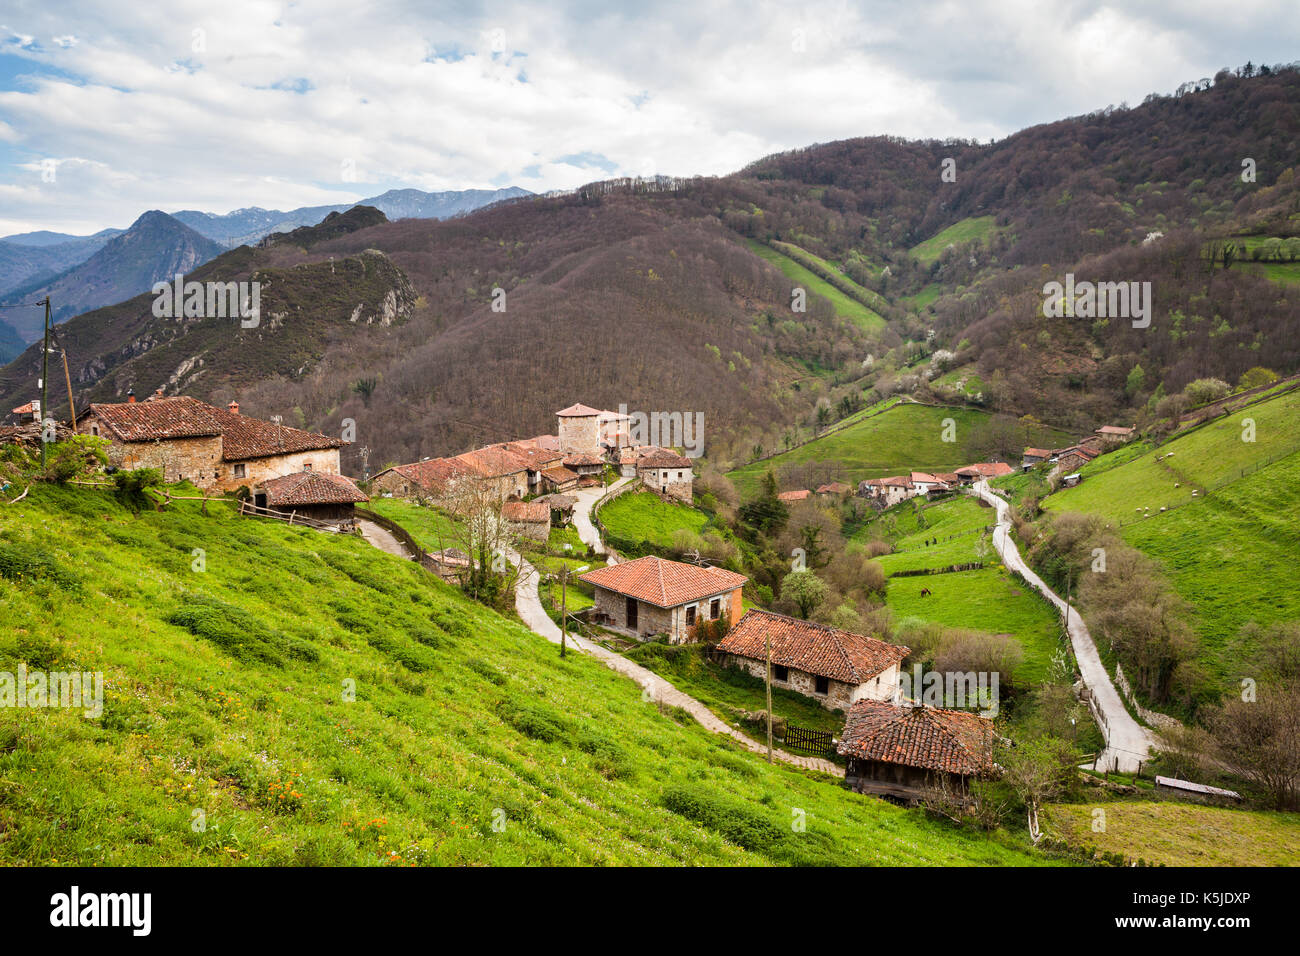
[971,480,1162,773]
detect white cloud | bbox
[0,0,1296,234]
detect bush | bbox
[167,594,319,666]
[113,467,163,514]
[0,540,81,591]
[661,784,786,854]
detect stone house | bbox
[837,700,996,804]
[716,609,909,712]
[1022,447,1054,468]
[539,465,580,493]
[502,500,551,541]
[636,450,694,503]
[1050,445,1099,478]
[953,462,1015,485]
[453,446,529,500]
[562,452,605,482]
[580,555,747,643]
[598,409,632,451]
[816,481,853,498]
[77,394,344,491]
[370,456,473,500]
[1094,425,1135,445]
[909,472,950,495]
[777,489,811,503]
[255,471,368,526]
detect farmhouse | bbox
[637,449,694,502]
[837,700,996,803]
[77,393,345,491]
[816,481,853,497]
[255,471,368,527]
[1095,424,1135,444]
[1022,447,1054,468]
[909,472,950,495]
[502,500,551,541]
[1050,444,1099,477]
[371,456,473,500]
[953,462,1015,484]
[777,489,811,502]
[562,452,606,482]
[580,555,746,643]
[717,610,909,711]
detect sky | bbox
[0,0,1297,236]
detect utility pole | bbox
[765,630,773,763]
[40,297,51,468]
[560,564,589,659]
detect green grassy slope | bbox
[859,496,1065,684]
[908,217,1001,266]
[1042,388,1300,677]
[598,491,710,549]
[0,484,1050,866]
[745,239,885,331]
[728,403,1073,497]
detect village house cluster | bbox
[52,389,370,526]
[370,402,697,540]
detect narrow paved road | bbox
[971,480,1161,772]
[510,511,841,775]
[570,477,630,564]
[357,518,412,558]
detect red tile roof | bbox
[556,403,603,417]
[717,609,908,684]
[817,481,852,494]
[1023,448,1054,458]
[11,402,36,415]
[562,452,605,467]
[455,446,527,477]
[86,396,342,460]
[956,462,1015,478]
[541,465,579,484]
[261,471,368,506]
[777,489,811,501]
[381,457,474,495]
[638,450,692,469]
[836,700,995,776]
[502,500,550,523]
[499,442,563,470]
[879,476,912,487]
[580,555,747,608]
[1096,425,1134,436]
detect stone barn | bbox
[837,700,996,804]
[717,610,908,711]
[580,555,746,643]
[502,500,551,541]
[556,403,603,457]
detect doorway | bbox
[626,597,638,630]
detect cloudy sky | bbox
[0,0,1296,236]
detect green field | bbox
[860,496,1065,685]
[598,491,711,549]
[0,482,1055,866]
[909,216,1001,266]
[728,403,1073,497]
[366,497,463,550]
[1042,388,1300,678]
[745,239,885,331]
[1042,801,1300,867]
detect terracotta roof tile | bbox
[717,609,908,684]
[455,446,527,477]
[556,403,603,417]
[580,555,746,608]
[777,489,811,501]
[637,451,692,469]
[502,501,550,523]
[836,700,995,775]
[261,471,368,506]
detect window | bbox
[685,606,696,626]
[90,425,99,436]
[773,664,789,682]
[233,463,246,479]
[815,675,829,695]
[303,462,313,471]
[709,598,720,619]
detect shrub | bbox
[167,594,319,666]
[0,540,81,591]
[661,785,785,854]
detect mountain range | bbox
[0,185,532,352]
[1,66,1296,474]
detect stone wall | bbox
[559,415,601,456]
[639,465,694,503]
[727,656,898,711]
[592,586,682,641]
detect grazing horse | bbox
[919,587,932,597]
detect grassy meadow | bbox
[745,239,885,332]
[0,483,1061,865]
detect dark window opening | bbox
[685,606,696,626]
[773,664,789,682]
[815,675,829,695]
[709,598,720,619]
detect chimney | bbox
[152,388,164,401]
[29,399,41,422]
[227,401,240,415]
[127,389,136,404]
